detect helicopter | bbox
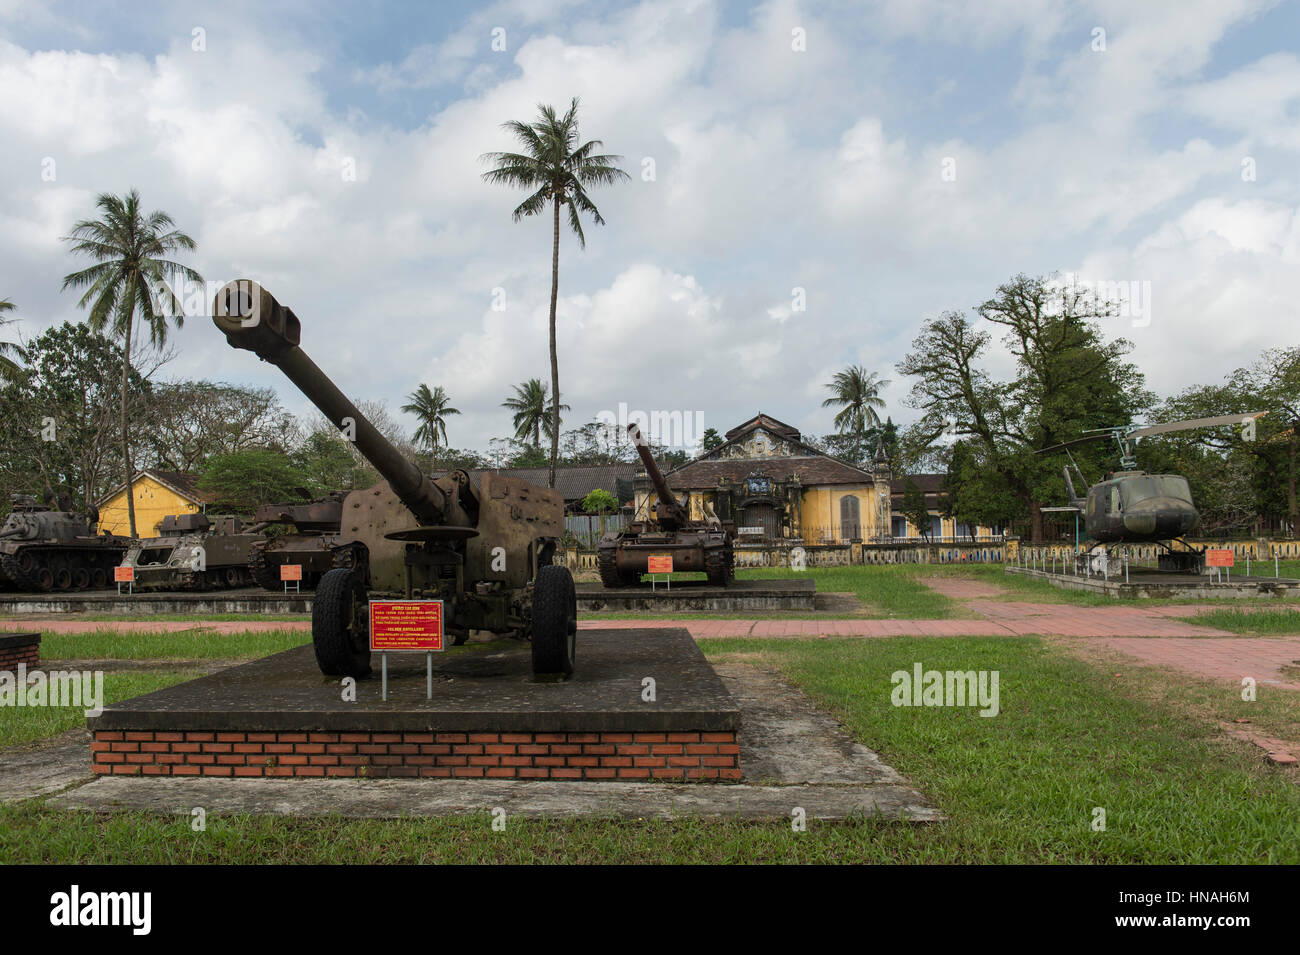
[1037,413,1266,572]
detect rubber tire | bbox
[312,567,371,678]
[531,564,577,675]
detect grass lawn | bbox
[35,628,311,661]
[1171,607,1300,636]
[0,670,205,749]
[2,632,1297,863]
[588,564,966,619]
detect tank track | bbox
[705,545,734,586]
[0,544,124,592]
[597,548,637,588]
[248,542,281,591]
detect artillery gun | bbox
[123,513,266,590]
[596,424,734,587]
[246,491,350,590]
[212,281,575,678]
[0,492,129,591]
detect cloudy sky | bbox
[1,0,1297,454]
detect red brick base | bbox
[0,634,39,673]
[91,730,742,780]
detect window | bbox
[840,495,861,540]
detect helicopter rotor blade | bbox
[1129,412,1267,439]
[1036,434,1112,455]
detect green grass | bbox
[0,670,203,748]
[589,565,965,619]
[36,628,311,661]
[3,635,1297,863]
[0,621,309,628]
[1172,607,1300,636]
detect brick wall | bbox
[0,633,40,673]
[91,730,742,780]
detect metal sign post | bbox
[281,564,302,594]
[114,565,134,596]
[370,599,445,701]
[647,553,673,591]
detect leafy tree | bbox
[402,383,460,463]
[502,378,568,447]
[289,429,375,493]
[0,322,151,514]
[61,189,202,537]
[198,449,311,513]
[581,487,618,534]
[898,274,1151,540]
[141,381,291,473]
[900,478,933,542]
[821,365,889,466]
[700,427,723,454]
[481,98,629,489]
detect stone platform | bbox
[0,587,310,616]
[576,577,815,612]
[89,627,742,781]
[1006,565,1300,599]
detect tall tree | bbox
[898,274,1150,540]
[402,383,460,464]
[821,365,889,466]
[61,190,201,537]
[481,98,629,489]
[502,377,569,447]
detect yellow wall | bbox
[796,486,878,540]
[98,475,201,537]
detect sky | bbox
[1,0,1297,456]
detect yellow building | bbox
[639,413,999,544]
[96,469,210,537]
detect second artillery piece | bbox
[597,423,734,587]
[213,280,576,679]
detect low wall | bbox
[0,633,40,672]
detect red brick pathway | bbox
[1090,637,1300,692]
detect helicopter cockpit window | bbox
[1120,476,1193,507]
[1109,486,1121,513]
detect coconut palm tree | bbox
[0,298,22,381]
[61,190,202,538]
[402,383,460,464]
[480,98,628,488]
[821,365,889,467]
[502,378,570,448]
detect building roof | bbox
[462,463,639,505]
[723,412,802,442]
[96,469,212,507]
[664,454,875,489]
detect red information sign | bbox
[369,600,444,652]
[280,564,303,581]
[1206,549,1235,568]
[647,553,674,575]
[114,565,134,583]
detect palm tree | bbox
[821,365,889,466]
[402,383,460,464]
[0,298,22,381]
[502,378,570,447]
[61,190,201,538]
[480,98,629,488]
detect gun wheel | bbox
[531,565,576,675]
[312,567,371,678]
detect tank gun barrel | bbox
[628,423,687,525]
[212,281,446,525]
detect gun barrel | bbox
[212,281,446,525]
[628,423,685,521]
